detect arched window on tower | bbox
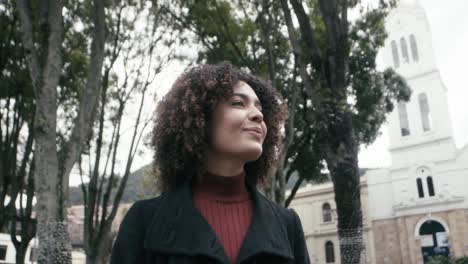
[427,176,435,196]
[391,40,400,68]
[325,241,335,263]
[322,203,332,223]
[418,93,432,132]
[410,34,419,62]
[398,102,410,136]
[417,178,425,198]
[400,37,410,63]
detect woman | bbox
[110,63,310,264]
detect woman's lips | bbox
[244,128,263,138]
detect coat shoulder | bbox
[111,194,168,264]
[256,192,299,223]
[255,192,308,258]
[123,193,170,229]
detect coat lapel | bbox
[143,180,293,264]
[236,182,294,263]
[143,181,229,263]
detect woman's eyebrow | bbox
[232,93,262,107]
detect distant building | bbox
[0,233,38,264]
[288,1,468,263]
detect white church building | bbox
[289,1,468,263]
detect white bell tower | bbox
[380,0,457,167]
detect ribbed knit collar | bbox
[192,171,250,202]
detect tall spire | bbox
[381,2,457,167]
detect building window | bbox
[0,245,7,260]
[398,102,410,136]
[325,241,335,263]
[427,176,435,196]
[418,93,432,132]
[322,203,332,222]
[400,37,410,63]
[417,178,425,198]
[391,40,400,68]
[410,34,419,62]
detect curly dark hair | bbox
[151,62,287,191]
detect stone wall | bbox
[372,209,468,264]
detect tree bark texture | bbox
[326,130,364,264]
[18,0,73,262]
[85,230,114,264]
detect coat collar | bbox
[143,180,293,264]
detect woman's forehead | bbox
[232,81,260,101]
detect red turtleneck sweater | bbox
[192,171,253,264]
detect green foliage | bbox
[427,256,468,264]
[0,0,35,205]
[0,1,34,99]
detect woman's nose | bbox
[249,107,263,123]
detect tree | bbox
[0,0,34,233]
[77,1,175,263]
[14,0,106,262]
[0,2,36,262]
[0,91,36,264]
[1,1,92,262]
[279,0,410,262]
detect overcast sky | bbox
[69,0,468,185]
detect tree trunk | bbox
[329,162,364,263]
[274,148,287,205]
[15,0,71,262]
[15,244,28,264]
[33,63,72,263]
[85,231,114,264]
[16,0,105,262]
[326,125,364,264]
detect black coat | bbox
[110,180,311,264]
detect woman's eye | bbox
[232,101,244,106]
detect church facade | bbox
[289,1,468,263]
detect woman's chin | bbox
[241,147,263,162]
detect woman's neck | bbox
[193,170,248,198]
[203,152,244,177]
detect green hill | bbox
[68,164,157,206]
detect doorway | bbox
[419,220,450,263]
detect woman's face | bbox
[209,81,267,162]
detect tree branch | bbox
[318,0,342,51]
[161,5,217,53]
[211,0,253,72]
[15,0,40,92]
[59,0,106,212]
[288,0,322,65]
[341,0,348,38]
[280,0,321,104]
